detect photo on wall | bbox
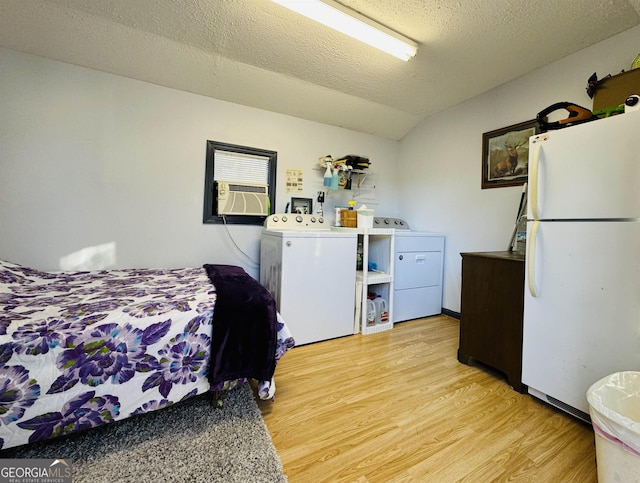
[481,119,538,189]
[291,197,313,214]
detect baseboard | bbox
[442,308,460,319]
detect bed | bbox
[0,260,294,450]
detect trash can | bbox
[587,372,640,483]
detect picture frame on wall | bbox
[291,197,313,214]
[481,119,539,189]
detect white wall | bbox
[0,48,398,278]
[399,25,640,313]
[3,24,639,309]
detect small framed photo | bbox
[481,119,539,189]
[291,197,313,214]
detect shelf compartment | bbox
[352,229,395,335]
[356,272,392,284]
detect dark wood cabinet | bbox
[458,251,526,393]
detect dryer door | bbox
[395,251,441,289]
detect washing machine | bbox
[260,214,357,345]
[373,217,445,322]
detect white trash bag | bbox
[587,371,640,482]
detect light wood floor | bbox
[258,315,598,482]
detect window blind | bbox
[214,150,270,185]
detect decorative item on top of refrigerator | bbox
[625,94,640,112]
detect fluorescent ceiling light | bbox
[271,0,418,61]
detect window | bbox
[203,141,277,225]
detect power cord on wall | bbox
[221,215,259,267]
[317,191,325,216]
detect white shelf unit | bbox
[333,227,395,334]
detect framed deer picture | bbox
[481,119,539,189]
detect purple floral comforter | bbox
[0,260,294,450]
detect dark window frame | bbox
[203,140,277,225]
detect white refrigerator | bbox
[522,110,640,422]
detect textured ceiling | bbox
[1,0,640,139]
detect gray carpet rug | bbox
[0,383,287,483]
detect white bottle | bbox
[366,299,376,327]
[373,296,388,325]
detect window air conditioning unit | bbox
[217,181,269,216]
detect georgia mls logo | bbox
[0,458,72,483]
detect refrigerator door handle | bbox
[529,143,542,221]
[527,220,539,297]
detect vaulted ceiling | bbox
[2,0,640,139]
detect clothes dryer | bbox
[373,217,444,322]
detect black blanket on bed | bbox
[203,264,278,385]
